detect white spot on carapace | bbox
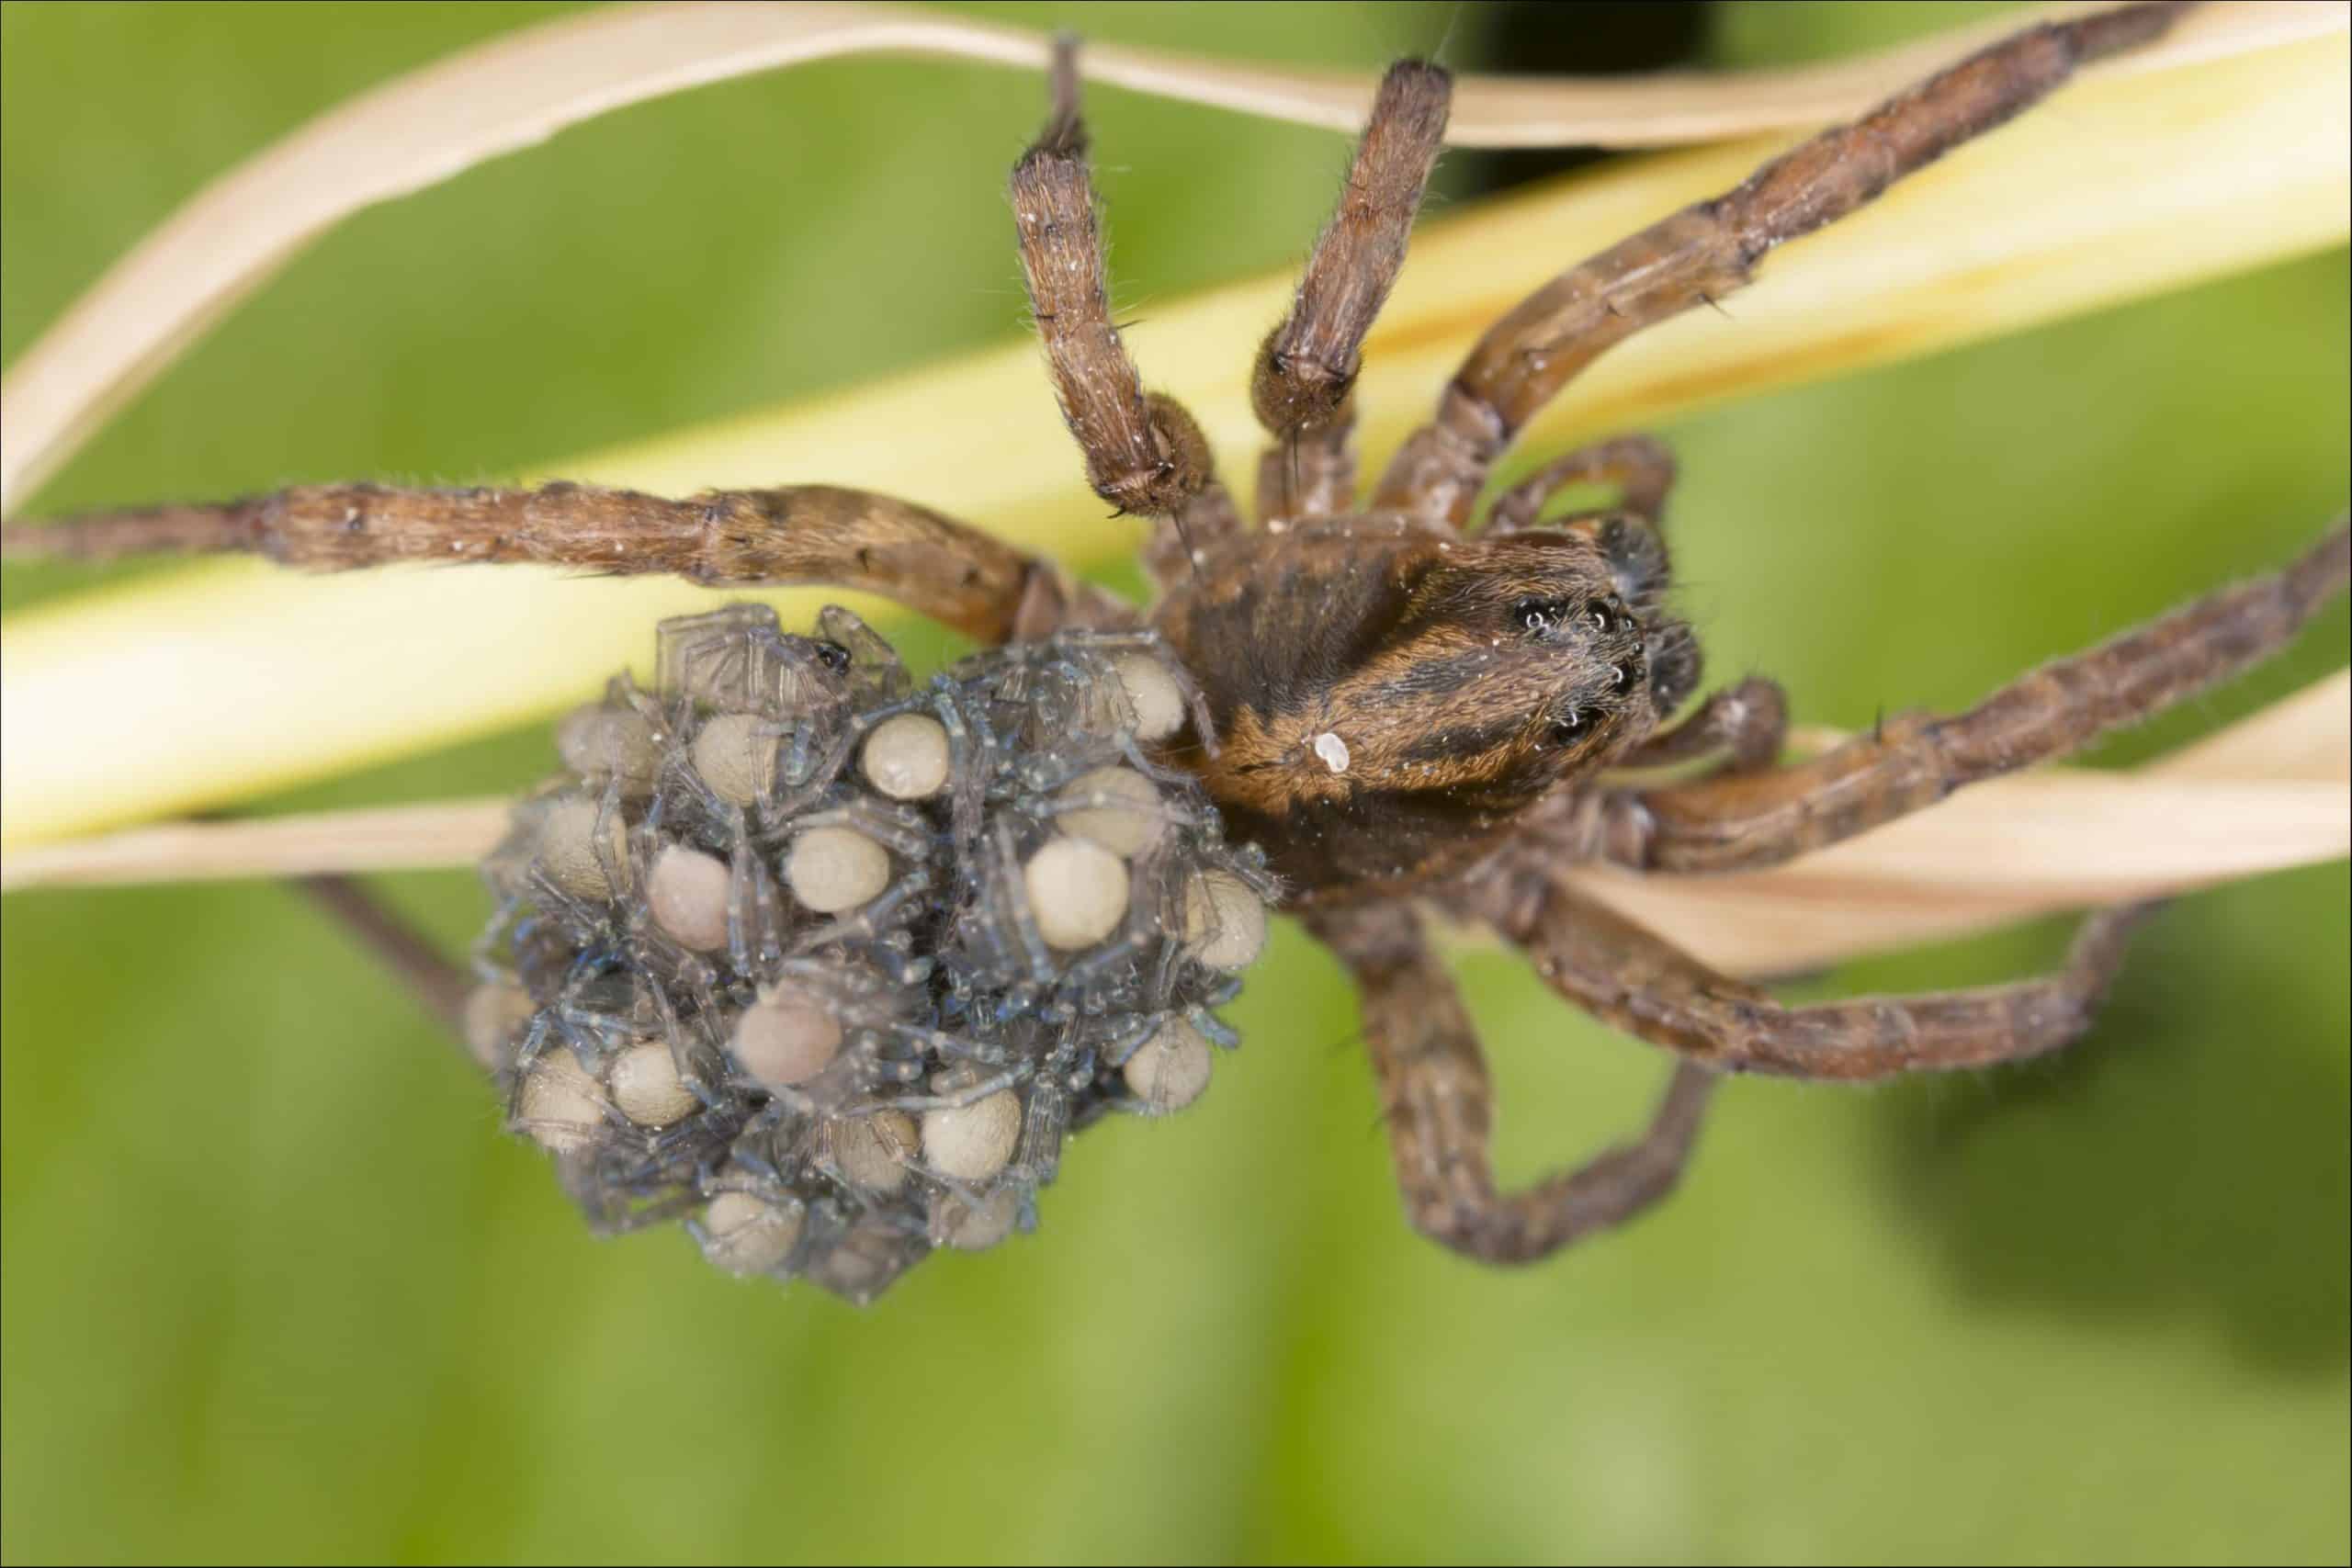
[1313,731,1351,774]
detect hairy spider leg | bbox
[1484,434,1679,533]
[297,874,471,1042]
[1,482,1102,645]
[1250,60,1453,527]
[1601,522,2350,874]
[1462,872,2156,1084]
[1370,2,2192,526]
[1613,676,1789,773]
[1312,901,1716,1264]
[1009,35,1238,587]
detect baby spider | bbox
[7,0,2346,1273]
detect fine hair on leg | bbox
[1312,901,1718,1262]
[1372,3,2191,525]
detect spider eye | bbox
[1587,598,1641,639]
[1514,597,1568,637]
[1547,709,1596,746]
[813,641,854,672]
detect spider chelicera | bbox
[8,0,2346,1268]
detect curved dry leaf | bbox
[6,672,2343,981]
[0,3,2345,987]
[5,22,2345,850]
[0,0,2338,512]
[0,799,514,892]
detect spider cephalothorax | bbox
[1157,515,1686,897]
[10,0,2347,1278]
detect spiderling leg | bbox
[1456,865,2156,1083]
[1373,2,2191,525]
[1309,902,1717,1264]
[0,480,1117,644]
[1602,522,2348,874]
[1615,676,1789,773]
[1484,434,1678,534]
[1250,59,1452,527]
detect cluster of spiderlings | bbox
[461,604,1274,1303]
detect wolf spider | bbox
[9,0,2346,1266]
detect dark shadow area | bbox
[1872,879,2351,1372]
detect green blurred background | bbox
[4,3,2346,1562]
